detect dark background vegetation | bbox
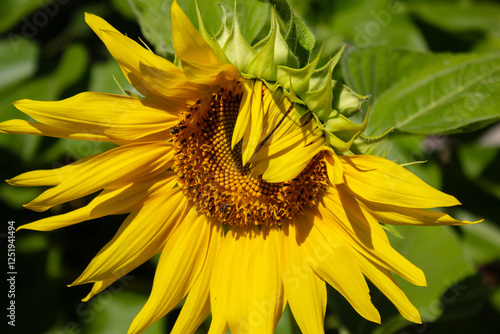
[1,0,500,333]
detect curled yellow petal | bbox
[342,155,460,208]
[171,0,219,65]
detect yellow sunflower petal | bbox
[18,173,176,232]
[171,0,219,65]
[231,80,257,152]
[71,188,190,285]
[24,142,173,212]
[100,29,207,105]
[295,213,381,323]
[179,59,239,86]
[249,121,323,164]
[7,155,94,187]
[128,214,219,334]
[319,187,427,287]
[210,226,284,334]
[357,256,422,324]
[282,221,327,333]
[258,88,291,140]
[85,13,182,75]
[241,80,264,165]
[260,138,325,183]
[324,149,344,185]
[85,13,206,105]
[0,119,109,141]
[81,278,115,302]
[360,199,480,226]
[342,155,460,208]
[13,93,179,142]
[170,219,223,334]
[209,227,238,334]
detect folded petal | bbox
[281,221,327,333]
[323,149,344,185]
[210,226,284,334]
[24,142,173,212]
[342,155,460,208]
[236,80,264,165]
[128,214,220,334]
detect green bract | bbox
[194,1,371,154]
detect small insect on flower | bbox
[170,125,180,135]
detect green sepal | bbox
[214,3,230,46]
[301,58,334,121]
[195,1,230,64]
[246,9,278,81]
[274,24,300,69]
[246,8,298,81]
[277,43,324,94]
[271,0,316,65]
[332,81,370,117]
[194,1,370,155]
[325,129,360,153]
[300,45,347,122]
[221,1,256,72]
[324,110,368,141]
[308,44,346,91]
[294,103,309,118]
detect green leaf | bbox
[410,1,500,34]
[436,274,490,322]
[0,0,51,34]
[0,43,89,163]
[127,0,269,57]
[182,0,269,46]
[275,305,298,334]
[475,35,500,53]
[88,58,135,95]
[317,0,428,58]
[457,143,497,180]
[343,46,500,136]
[389,225,475,322]
[84,291,165,334]
[459,210,500,265]
[111,0,136,20]
[491,288,500,314]
[0,182,43,209]
[126,0,174,56]
[0,37,38,93]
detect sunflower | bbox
[1,1,477,333]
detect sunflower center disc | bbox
[172,82,328,226]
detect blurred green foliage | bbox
[1,0,500,333]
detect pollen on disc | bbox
[172,81,328,226]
